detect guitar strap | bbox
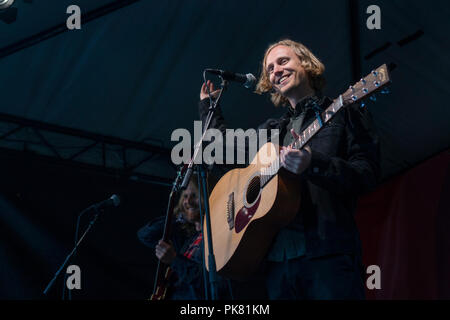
[183,232,203,260]
[283,99,325,148]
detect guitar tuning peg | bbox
[381,87,390,94]
[369,94,377,102]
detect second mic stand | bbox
[43,206,102,297]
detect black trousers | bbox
[264,254,366,300]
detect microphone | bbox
[90,194,121,210]
[205,69,256,89]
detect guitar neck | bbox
[260,96,344,187]
[293,97,345,150]
[151,165,187,299]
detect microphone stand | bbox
[61,206,87,300]
[43,206,102,297]
[181,74,228,300]
[196,171,209,300]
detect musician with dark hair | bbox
[199,39,380,299]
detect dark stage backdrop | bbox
[356,149,450,299]
[0,148,449,300]
[0,150,171,300]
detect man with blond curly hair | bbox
[199,39,379,299]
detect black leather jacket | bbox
[198,95,380,259]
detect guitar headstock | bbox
[342,64,391,106]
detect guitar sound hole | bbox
[246,176,261,205]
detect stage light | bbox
[0,0,16,24]
[0,0,15,10]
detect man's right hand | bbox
[200,80,221,100]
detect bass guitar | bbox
[149,165,186,300]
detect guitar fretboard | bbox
[260,96,344,187]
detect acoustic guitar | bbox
[204,64,391,279]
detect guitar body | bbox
[149,266,172,300]
[204,142,302,279]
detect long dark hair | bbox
[173,177,200,236]
[173,173,218,235]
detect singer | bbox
[198,39,380,299]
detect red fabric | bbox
[355,150,450,299]
[183,233,203,260]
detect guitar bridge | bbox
[227,192,235,230]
